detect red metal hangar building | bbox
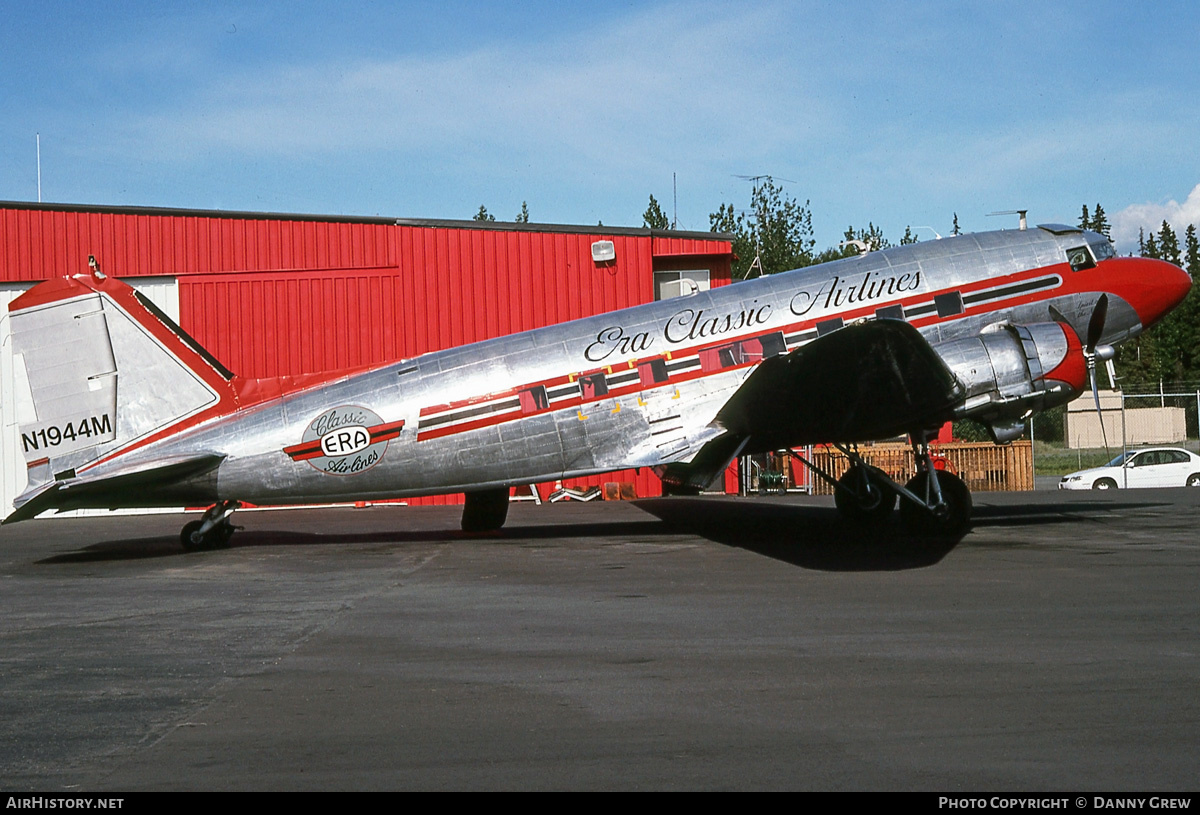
[0,201,734,513]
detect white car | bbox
[1059,447,1200,490]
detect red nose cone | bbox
[1118,257,1192,329]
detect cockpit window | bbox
[1091,240,1116,261]
[1065,245,1097,272]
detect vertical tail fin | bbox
[9,269,235,492]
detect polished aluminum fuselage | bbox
[105,227,1153,505]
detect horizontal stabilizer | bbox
[3,453,224,525]
[717,320,964,448]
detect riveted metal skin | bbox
[5,225,1190,522]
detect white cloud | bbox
[1111,185,1200,251]
[97,2,812,177]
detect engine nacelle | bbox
[935,322,1087,441]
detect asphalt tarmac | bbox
[1,489,1198,791]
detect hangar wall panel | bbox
[1,204,734,509]
[0,207,396,280]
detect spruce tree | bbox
[642,195,669,230]
[1143,230,1158,258]
[1091,204,1110,238]
[1185,224,1199,277]
[1158,221,1181,266]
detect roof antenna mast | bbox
[987,209,1028,231]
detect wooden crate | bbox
[807,441,1033,494]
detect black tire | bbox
[180,520,206,552]
[834,467,897,524]
[1093,478,1117,490]
[899,471,972,535]
[1187,474,1200,487]
[181,519,235,551]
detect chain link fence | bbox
[1064,389,1200,450]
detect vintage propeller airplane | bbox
[2,221,1190,548]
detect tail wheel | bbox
[834,466,897,524]
[180,519,235,552]
[899,471,972,535]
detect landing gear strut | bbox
[833,462,897,523]
[898,467,971,535]
[789,436,973,535]
[181,500,241,551]
[789,446,898,525]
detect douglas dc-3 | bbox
[3,221,1190,548]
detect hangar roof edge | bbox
[0,200,733,243]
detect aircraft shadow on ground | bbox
[634,498,963,571]
[34,496,1168,568]
[34,521,672,565]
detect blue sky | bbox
[3,1,1200,253]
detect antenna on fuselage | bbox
[987,209,1028,230]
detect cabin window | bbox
[816,318,844,337]
[519,385,549,414]
[577,371,608,399]
[638,359,669,386]
[758,331,787,358]
[934,291,965,317]
[700,333,786,373]
[875,304,905,321]
[1066,245,1097,272]
[718,343,747,368]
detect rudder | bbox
[8,267,234,496]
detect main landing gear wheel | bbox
[834,466,897,524]
[899,471,972,535]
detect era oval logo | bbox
[320,425,371,457]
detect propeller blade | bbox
[1081,293,1111,455]
[1090,356,1110,456]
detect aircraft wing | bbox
[656,320,964,491]
[717,319,965,450]
[3,453,224,524]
